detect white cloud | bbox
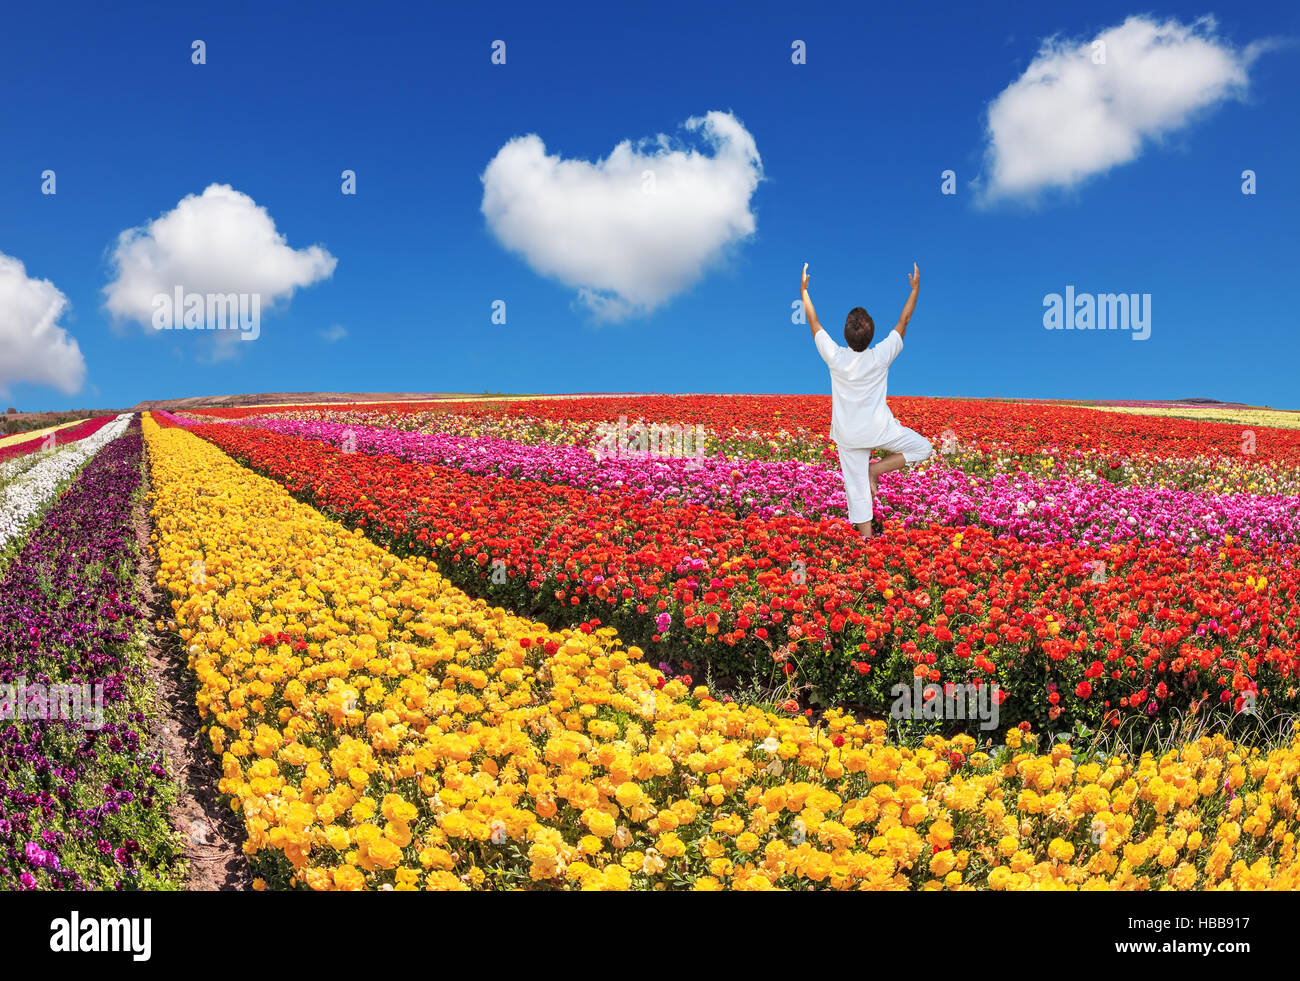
[481,111,763,320]
[319,324,348,343]
[0,252,87,396]
[979,16,1260,203]
[103,183,337,334]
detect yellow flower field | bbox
[145,415,1300,890]
[1069,404,1300,430]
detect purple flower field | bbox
[0,419,180,890]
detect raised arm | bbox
[800,263,823,339]
[894,262,919,339]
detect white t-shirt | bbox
[814,327,904,448]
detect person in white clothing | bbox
[800,261,932,539]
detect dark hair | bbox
[844,307,874,352]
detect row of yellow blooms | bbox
[144,415,1300,890]
[1072,403,1300,431]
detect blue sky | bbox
[1,0,1297,410]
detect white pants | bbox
[838,426,933,524]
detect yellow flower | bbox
[584,809,617,838]
[325,826,350,850]
[365,837,403,870]
[1047,838,1075,863]
[930,850,957,877]
[656,832,686,858]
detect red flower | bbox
[183,400,1300,734]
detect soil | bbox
[134,449,253,890]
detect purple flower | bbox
[0,422,172,891]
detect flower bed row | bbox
[0,444,48,490]
[878,466,1300,549]
[0,414,134,554]
[205,399,1300,495]
[189,403,836,466]
[142,416,1300,890]
[187,420,1300,733]
[235,416,1300,549]
[192,395,1300,467]
[235,416,846,519]
[0,418,182,889]
[0,414,117,465]
[1071,403,1300,431]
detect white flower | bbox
[757,737,780,754]
[0,414,133,551]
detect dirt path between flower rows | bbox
[134,451,253,890]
